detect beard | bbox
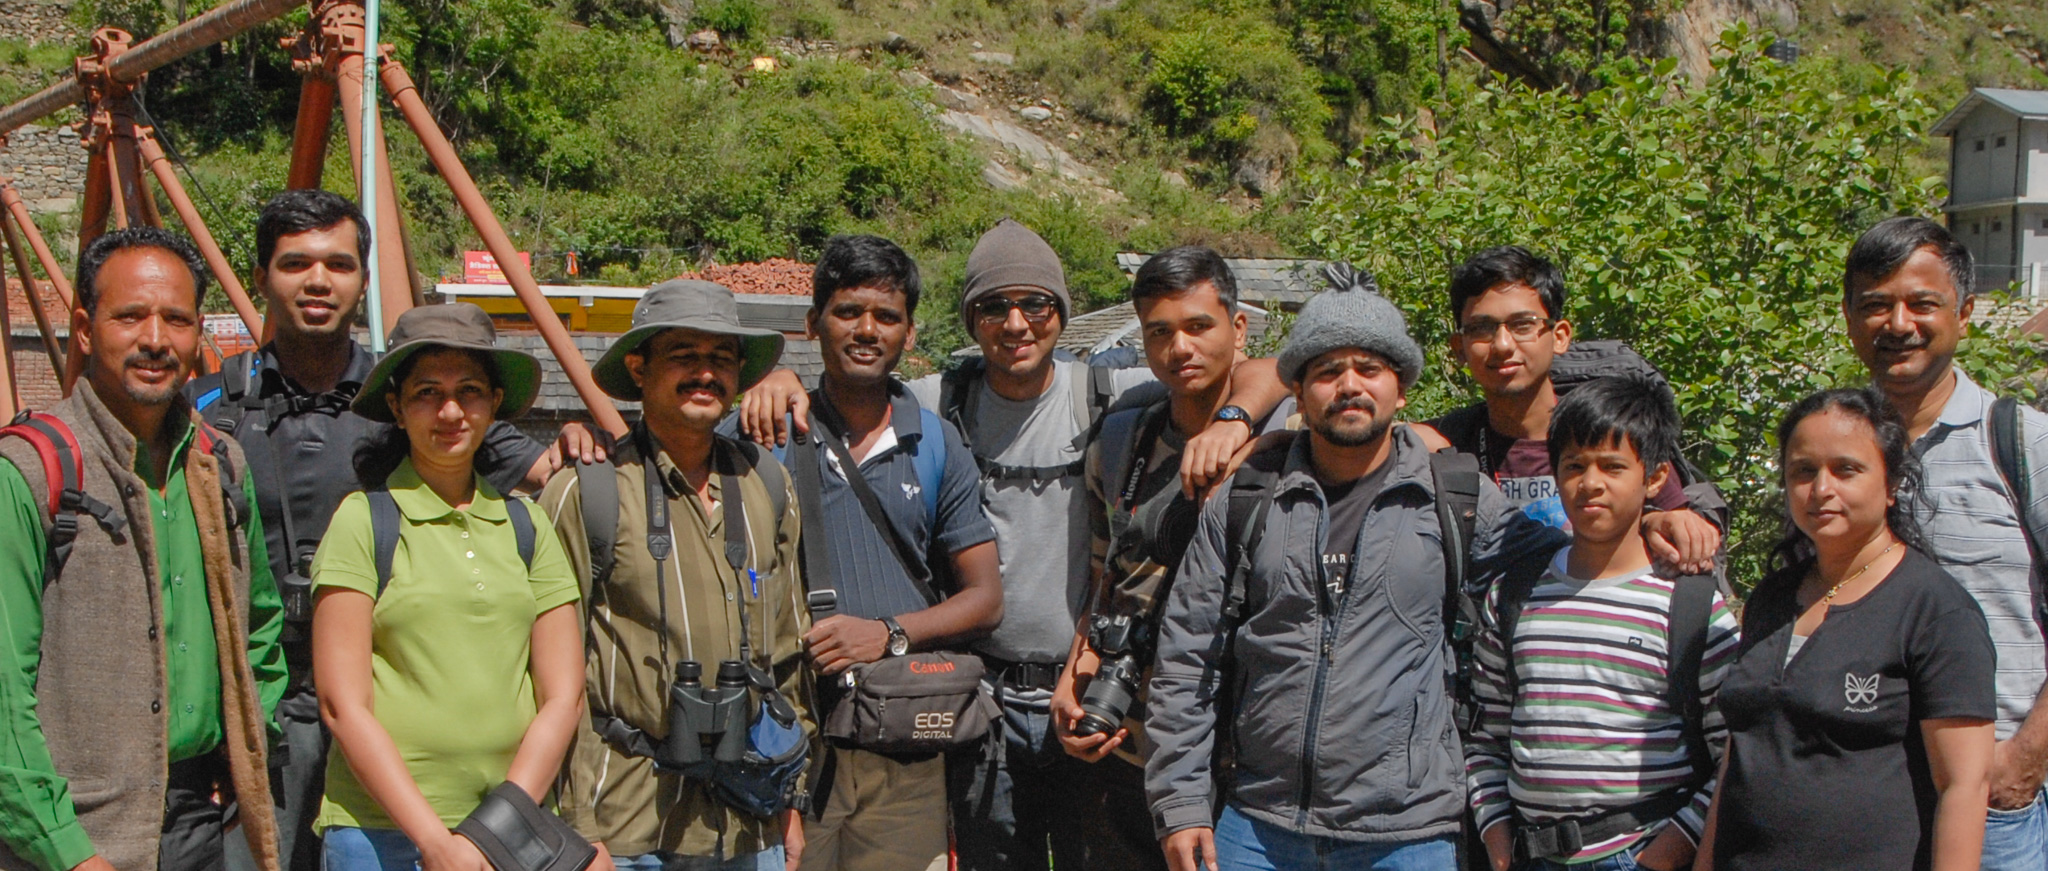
[1309,396,1393,447]
[121,350,185,406]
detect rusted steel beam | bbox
[0,242,20,419]
[0,184,75,311]
[382,60,628,436]
[137,129,264,337]
[0,0,303,136]
[336,53,414,332]
[0,200,67,372]
[286,77,334,189]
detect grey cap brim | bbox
[593,323,786,401]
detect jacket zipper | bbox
[1297,500,1340,827]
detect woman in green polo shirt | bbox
[310,304,584,871]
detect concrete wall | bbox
[0,125,85,214]
[2027,119,2048,201]
[1952,105,2024,207]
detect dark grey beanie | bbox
[960,218,1071,329]
[1276,264,1424,388]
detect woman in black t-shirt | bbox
[1698,388,1994,871]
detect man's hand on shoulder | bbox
[739,369,809,447]
[1643,508,1721,576]
[804,615,888,675]
[69,855,115,871]
[1181,419,1252,498]
[1406,421,1452,452]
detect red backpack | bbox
[1,410,247,583]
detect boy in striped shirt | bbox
[1467,375,1740,871]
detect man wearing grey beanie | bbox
[734,220,1293,871]
[1144,277,1521,871]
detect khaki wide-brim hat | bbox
[593,279,785,401]
[349,302,543,423]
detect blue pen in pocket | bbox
[749,568,760,599]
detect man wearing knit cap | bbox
[735,220,1289,871]
[1144,279,1519,871]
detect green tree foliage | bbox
[1302,28,2042,583]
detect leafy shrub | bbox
[695,0,766,39]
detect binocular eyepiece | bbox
[661,659,751,768]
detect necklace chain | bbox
[1822,542,1899,604]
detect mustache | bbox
[1328,396,1376,415]
[1873,334,1928,352]
[124,348,177,369]
[674,379,729,399]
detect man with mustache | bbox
[1145,279,1515,871]
[1840,216,2048,869]
[543,279,813,871]
[0,228,288,871]
[184,190,559,871]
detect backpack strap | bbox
[938,361,982,452]
[910,408,946,522]
[192,419,250,532]
[369,488,401,598]
[575,458,620,588]
[0,411,127,582]
[1987,397,2048,636]
[505,495,537,572]
[208,351,264,436]
[788,430,838,624]
[1664,573,1718,785]
[1429,451,1487,734]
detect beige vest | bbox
[0,385,278,871]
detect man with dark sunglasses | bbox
[738,221,1287,871]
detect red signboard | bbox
[463,250,531,284]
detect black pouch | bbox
[824,652,998,755]
[453,782,597,871]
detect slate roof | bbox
[1933,88,2048,136]
[1116,253,1328,309]
[1054,300,1276,356]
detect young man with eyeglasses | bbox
[737,221,1287,871]
[1418,247,1719,571]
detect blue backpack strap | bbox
[369,488,400,598]
[505,495,537,571]
[913,408,947,521]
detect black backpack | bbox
[939,356,1115,482]
[1988,397,2048,635]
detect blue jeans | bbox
[1984,787,2048,871]
[1212,805,1458,871]
[321,828,420,871]
[610,847,785,871]
[1515,843,1643,871]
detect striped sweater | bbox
[1465,549,1741,860]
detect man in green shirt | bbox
[0,228,288,871]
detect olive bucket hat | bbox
[593,279,785,400]
[350,302,543,423]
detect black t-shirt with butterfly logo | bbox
[1715,548,1995,871]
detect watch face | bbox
[1216,406,1251,423]
[888,635,910,656]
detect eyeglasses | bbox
[1457,315,1554,343]
[973,295,1059,325]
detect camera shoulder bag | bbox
[797,406,997,755]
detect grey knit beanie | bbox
[961,218,1070,329]
[1277,263,1424,388]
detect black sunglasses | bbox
[973,295,1059,324]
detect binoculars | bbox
[1073,614,1147,739]
[661,660,751,767]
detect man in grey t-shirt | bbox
[1842,216,2048,870]
[738,220,1288,870]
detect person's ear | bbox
[489,386,505,417]
[1553,318,1573,353]
[804,309,820,342]
[70,307,92,357]
[385,391,403,424]
[905,321,917,354]
[1646,460,1672,494]
[626,352,648,390]
[1232,310,1249,350]
[1959,293,1975,327]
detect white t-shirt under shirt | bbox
[908,360,1160,663]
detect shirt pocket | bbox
[1921,483,2029,568]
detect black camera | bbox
[279,549,316,624]
[1074,614,1148,739]
[661,660,751,767]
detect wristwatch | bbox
[1214,405,1253,426]
[881,617,910,657]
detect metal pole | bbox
[137,128,264,336]
[382,60,629,436]
[0,232,20,419]
[0,0,304,136]
[0,204,66,372]
[337,52,411,336]
[286,76,334,189]
[356,0,383,352]
[0,183,76,310]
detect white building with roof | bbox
[1934,87,2048,296]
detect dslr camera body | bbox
[1073,613,1152,739]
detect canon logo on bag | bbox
[909,660,956,674]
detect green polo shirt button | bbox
[178,642,187,652]
[184,704,195,714]
[150,700,161,713]
[147,626,157,640]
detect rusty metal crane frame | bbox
[0,0,627,435]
